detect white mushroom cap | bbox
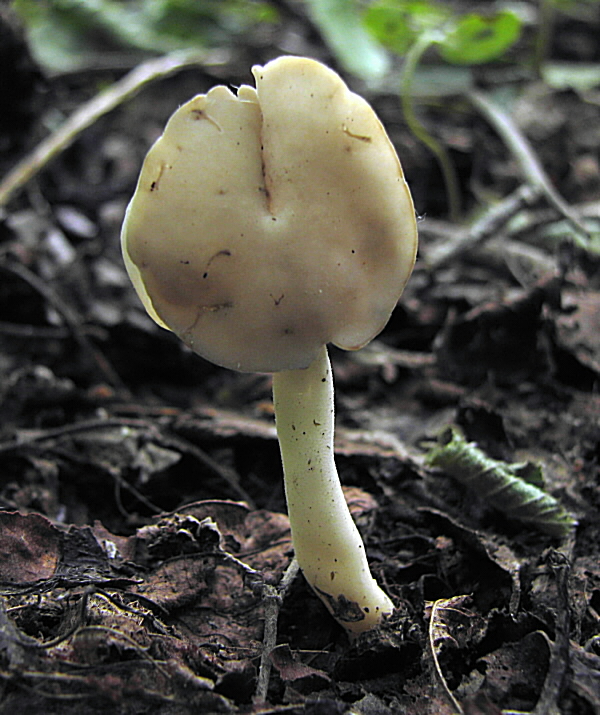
[122,56,418,373]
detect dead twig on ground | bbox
[425,184,543,270]
[532,550,572,715]
[253,559,301,704]
[0,258,126,390]
[0,415,252,507]
[468,89,591,243]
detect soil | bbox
[0,3,599,714]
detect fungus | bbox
[121,56,418,634]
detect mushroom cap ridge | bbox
[122,56,418,372]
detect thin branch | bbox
[532,550,572,715]
[426,184,542,270]
[253,559,300,704]
[0,414,253,507]
[468,88,591,242]
[0,258,126,390]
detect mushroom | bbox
[121,56,418,634]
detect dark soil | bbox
[1,3,599,714]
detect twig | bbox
[0,416,152,454]
[0,258,126,390]
[426,184,542,270]
[468,89,591,242]
[0,321,71,339]
[532,550,572,715]
[0,414,252,507]
[533,0,556,79]
[253,559,300,704]
[253,584,281,704]
[0,50,206,208]
[161,429,255,507]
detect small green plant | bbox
[364,1,522,66]
[363,1,523,219]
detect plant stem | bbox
[272,345,393,634]
[533,0,555,78]
[401,33,462,221]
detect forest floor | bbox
[0,2,599,714]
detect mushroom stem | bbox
[272,345,394,634]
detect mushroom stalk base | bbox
[272,345,393,634]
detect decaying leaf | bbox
[0,511,60,584]
[0,499,293,711]
[425,428,577,537]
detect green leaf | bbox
[305,0,390,82]
[363,0,451,56]
[437,10,522,65]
